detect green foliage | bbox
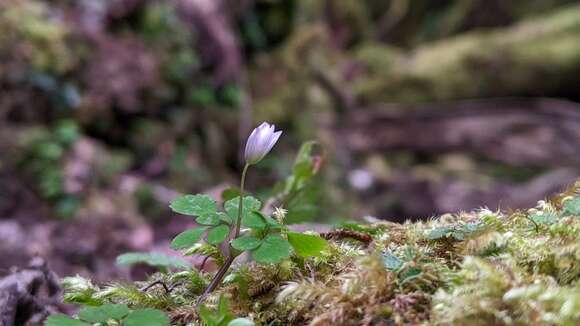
[171,227,209,249]
[231,236,262,251]
[224,196,262,223]
[530,212,557,225]
[170,194,217,222]
[271,141,322,223]
[169,191,324,264]
[57,184,580,325]
[78,304,130,323]
[382,252,404,271]
[207,224,231,245]
[563,196,580,216]
[169,194,256,251]
[123,309,170,326]
[116,252,189,270]
[199,296,254,326]
[17,120,81,218]
[46,305,168,326]
[286,232,328,258]
[242,211,268,229]
[45,315,88,326]
[251,234,292,264]
[427,222,482,241]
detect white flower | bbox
[244,122,282,165]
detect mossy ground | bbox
[64,182,580,325]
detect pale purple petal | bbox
[243,121,282,164]
[265,130,282,154]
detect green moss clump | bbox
[63,181,580,325]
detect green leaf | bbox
[231,236,262,251]
[78,307,104,323]
[196,212,221,226]
[461,222,482,233]
[400,267,422,284]
[243,211,267,229]
[451,231,465,241]
[101,304,130,320]
[217,295,233,321]
[199,295,234,326]
[427,227,453,240]
[294,141,317,165]
[383,252,404,271]
[287,232,328,257]
[207,225,230,245]
[170,194,216,217]
[531,213,557,225]
[78,304,130,323]
[563,197,580,216]
[221,187,240,202]
[251,235,292,264]
[228,318,255,326]
[264,215,286,230]
[199,304,220,326]
[171,227,208,249]
[116,252,189,269]
[124,309,169,326]
[225,196,261,222]
[218,212,233,224]
[45,315,89,326]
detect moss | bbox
[353,4,580,103]
[0,0,72,73]
[63,181,580,325]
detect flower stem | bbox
[197,163,250,305]
[234,163,249,238]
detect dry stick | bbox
[197,164,250,305]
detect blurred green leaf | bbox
[231,236,262,251]
[199,295,234,326]
[287,232,327,257]
[207,225,230,245]
[221,187,241,202]
[171,227,209,249]
[563,197,580,216]
[242,211,267,229]
[383,252,404,271]
[124,309,169,326]
[170,194,217,217]
[251,234,292,264]
[196,212,221,226]
[225,196,262,222]
[78,304,130,323]
[427,227,454,240]
[116,252,189,270]
[531,213,557,225]
[45,315,89,326]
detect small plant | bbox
[168,122,328,304]
[198,295,254,326]
[46,304,169,326]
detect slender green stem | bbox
[197,163,250,306]
[234,163,249,239]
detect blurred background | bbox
[1,0,579,280]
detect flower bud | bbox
[244,122,282,165]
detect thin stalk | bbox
[197,163,250,305]
[234,163,249,238]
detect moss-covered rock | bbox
[62,181,580,325]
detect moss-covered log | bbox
[353,4,580,103]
